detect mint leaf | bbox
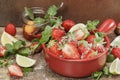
[13,40,26,50]
[92,71,103,80]
[5,44,15,54]
[52,16,62,28]
[39,26,52,44]
[87,20,99,31]
[22,67,33,76]
[103,66,109,76]
[34,17,45,24]
[47,5,58,17]
[24,7,34,20]
[18,47,31,56]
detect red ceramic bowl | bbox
[42,36,110,77]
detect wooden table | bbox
[0,27,120,80]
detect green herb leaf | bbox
[87,20,100,31]
[46,5,58,17]
[22,67,33,76]
[5,44,15,54]
[94,33,106,46]
[34,17,45,24]
[13,40,26,50]
[39,26,52,44]
[32,38,40,43]
[52,16,62,28]
[18,47,31,56]
[97,32,105,38]
[24,7,34,20]
[103,66,109,76]
[107,53,115,63]
[0,57,13,68]
[92,71,103,80]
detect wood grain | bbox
[0,0,120,26]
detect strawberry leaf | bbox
[87,20,99,31]
[47,40,56,48]
[94,32,106,46]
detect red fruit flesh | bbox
[74,29,84,41]
[62,19,75,31]
[5,23,16,36]
[8,64,23,77]
[93,45,105,53]
[111,47,120,58]
[83,50,93,59]
[78,44,89,55]
[0,46,6,57]
[49,43,62,56]
[52,28,65,41]
[62,43,80,59]
[86,35,96,44]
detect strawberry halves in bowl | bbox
[42,35,110,77]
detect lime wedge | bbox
[109,58,120,74]
[69,23,89,39]
[1,31,18,46]
[16,54,36,67]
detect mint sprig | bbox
[5,40,31,56]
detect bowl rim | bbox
[42,35,110,62]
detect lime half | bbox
[1,31,18,46]
[109,58,120,74]
[16,54,36,67]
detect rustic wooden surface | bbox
[0,27,120,80]
[0,0,120,26]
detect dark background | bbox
[0,0,120,27]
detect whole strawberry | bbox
[62,19,75,31]
[5,23,16,36]
[111,47,120,58]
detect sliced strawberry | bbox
[5,23,16,36]
[8,64,23,77]
[0,46,6,57]
[86,35,96,44]
[68,40,78,47]
[62,43,80,59]
[83,50,92,59]
[73,29,84,41]
[83,50,97,59]
[49,43,62,56]
[93,44,105,53]
[78,44,89,55]
[52,28,65,41]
